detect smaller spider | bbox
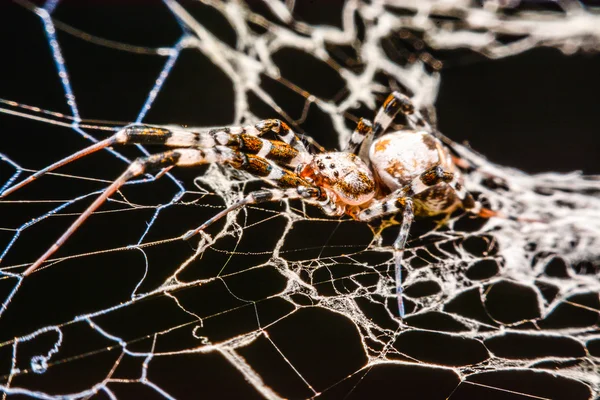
[2,92,499,317]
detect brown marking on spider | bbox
[267,141,298,163]
[279,173,310,188]
[385,160,406,180]
[395,197,408,209]
[383,93,414,116]
[375,138,391,152]
[334,170,375,202]
[356,118,372,135]
[421,134,438,152]
[239,133,263,153]
[242,154,272,177]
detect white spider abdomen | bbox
[370,131,452,192]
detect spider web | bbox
[1,0,600,399]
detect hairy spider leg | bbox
[393,198,414,318]
[21,149,200,275]
[355,92,420,165]
[441,171,479,211]
[357,165,453,317]
[20,141,313,276]
[0,137,118,198]
[345,118,374,154]
[358,165,452,221]
[254,119,310,154]
[297,135,326,154]
[1,124,307,198]
[374,91,437,138]
[183,150,320,239]
[252,118,326,153]
[440,165,508,220]
[182,185,323,240]
[372,91,415,138]
[0,125,185,198]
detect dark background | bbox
[0,1,599,399]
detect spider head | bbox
[299,153,375,206]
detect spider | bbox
[1,92,498,317]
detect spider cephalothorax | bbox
[299,152,376,214]
[1,92,495,317]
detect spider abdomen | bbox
[370,131,453,191]
[370,130,461,216]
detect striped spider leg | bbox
[1,121,326,276]
[356,165,470,317]
[344,92,496,317]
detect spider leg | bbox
[356,165,451,318]
[22,148,210,275]
[251,119,310,154]
[355,92,425,163]
[372,92,416,138]
[246,118,327,153]
[357,165,450,221]
[447,171,532,221]
[392,198,414,318]
[0,137,117,198]
[297,135,325,154]
[345,118,373,155]
[1,124,312,197]
[442,170,507,219]
[0,125,192,197]
[358,195,415,318]
[378,91,432,133]
[183,185,323,239]
[23,144,311,276]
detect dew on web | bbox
[0,0,600,399]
